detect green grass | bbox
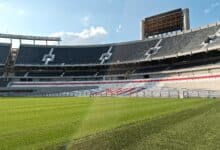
[0,97,219,150]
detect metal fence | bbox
[29,88,220,99]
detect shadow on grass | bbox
[67,101,219,150]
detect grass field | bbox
[0,97,219,150]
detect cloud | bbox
[51,26,108,45]
[81,16,91,26]
[116,24,122,33]
[0,2,9,12]
[16,9,27,16]
[204,2,219,14]
[204,9,211,14]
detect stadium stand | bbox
[28,72,63,77]
[107,39,159,63]
[51,46,110,65]
[0,43,11,65]
[14,72,28,77]
[16,45,51,65]
[1,23,220,97]
[15,24,220,67]
[153,24,220,57]
[0,79,10,87]
[64,71,96,77]
[16,45,110,65]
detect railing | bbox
[25,88,220,99]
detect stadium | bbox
[1,8,220,98]
[0,5,220,150]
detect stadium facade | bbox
[0,9,220,98]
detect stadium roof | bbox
[0,33,61,42]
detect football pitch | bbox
[0,97,220,150]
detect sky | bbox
[0,0,220,45]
